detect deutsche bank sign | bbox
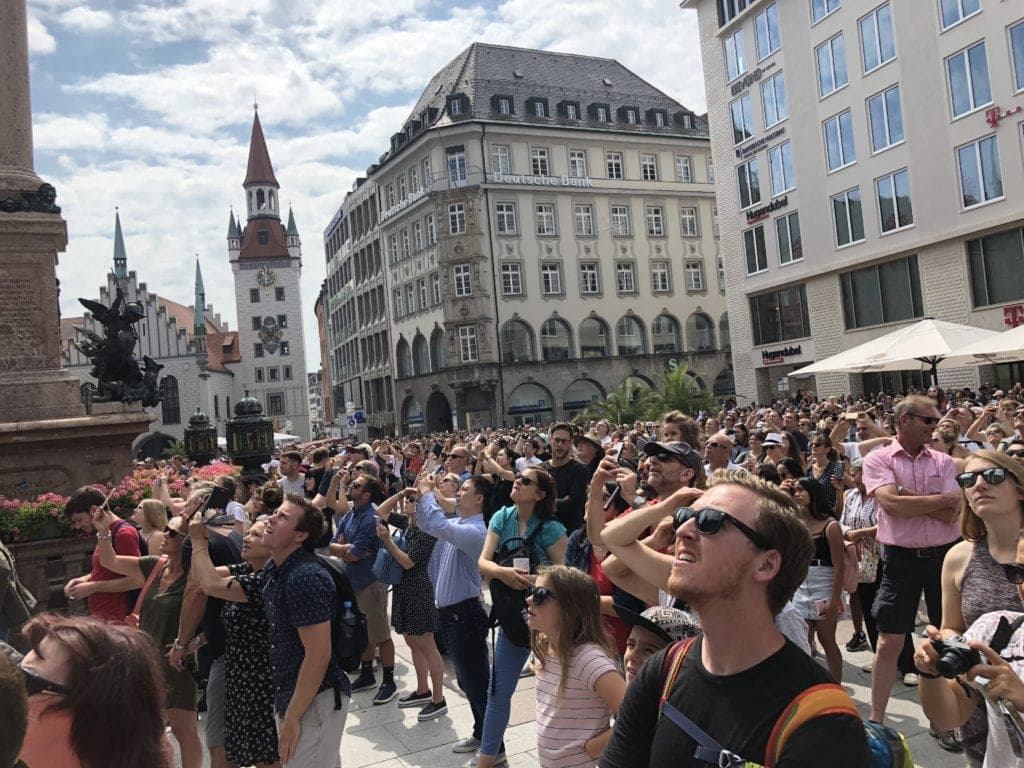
[491,172,594,188]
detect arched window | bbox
[720,313,731,349]
[256,189,266,210]
[161,376,181,425]
[500,320,535,363]
[579,317,611,358]
[247,190,254,212]
[540,318,572,360]
[396,338,412,378]
[651,314,681,354]
[616,316,647,356]
[430,328,447,371]
[413,334,430,375]
[269,190,277,211]
[686,312,716,351]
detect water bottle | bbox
[341,600,357,629]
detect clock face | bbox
[256,267,276,287]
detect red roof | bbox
[206,331,240,374]
[157,296,223,338]
[239,218,290,260]
[244,111,279,187]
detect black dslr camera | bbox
[931,636,982,678]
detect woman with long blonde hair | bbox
[527,565,625,768]
[131,499,168,553]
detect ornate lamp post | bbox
[225,390,273,477]
[183,407,217,466]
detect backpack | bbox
[372,527,407,586]
[487,518,551,648]
[112,520,147,613]
[657,638,913,768]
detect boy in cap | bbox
[614,606,700,683]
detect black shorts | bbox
[871,545,950,635]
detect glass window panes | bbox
[569,149,588,178]
[616,263,636,293]
[458,326,478,362]
[968,227,1024,306]
[575,204,595,236]
[641,154,658,181]
[876,169,914,232]
[731,94,754,145]
[680,206,699,236]
[860,3,896,73]
[1012,21,1024,92]
[832,187,865,246]
[776,211,803,264]
[744,225,768,274]
[940,0,980,30]
[606,152,624,179]
[611,205,631,235]
[652,261,671,292]
[675,156,692,182]
[841,255,923,328]
[761,72,788,128]
[824,110,856,171]
[502,264,523,296]
[616,316,645,355]
[685,261,704,291]
[737,158,762,209]
[447,149,467,182]
[755,3,781,61]
[749,284,810,345]
[453,263,471,296]
[769,141,795,196]
[947,42,992,118]
[646,206,664,236]
[448,203,465,234]
[431,273,440,304]
[580,263,600,294]
[812,0,841,23]
[495,201,517,234]
[536,203,556,235]
[491,145,511,174]
[541,263,562,294]
[817,34,848,97]
[725,28,747,81]
[868,85,904,152]
[531,147,550,176]
[958,135,1003,207]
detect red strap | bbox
[131,555,168,620]
[658,638,696,713]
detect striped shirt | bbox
[535,643,620,768]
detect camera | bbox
[930,636,982,678]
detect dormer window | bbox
[590,103,612,123]
[450,98,463,116]
[559,100,581,120]
[526,97,549,118]
[682,114,693,129]
[647,108,668,127]
[491,94,514,115]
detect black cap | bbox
[642,440,702,474]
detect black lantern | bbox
[225,389,273,477]
[183,407,218,466]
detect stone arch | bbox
[651,313,682,354]
[540,317,573,361]
[430,326,447,371]
[686,311,716,352]
[500,319,535,363]
[563,379,604,416]
[615,315,647,356]
[620,373,656,390]
[412,333,430,375]
[396,337,412,378]
[579,316,611,358]
[506,382,555,426]
[401,396,424,431]
[714,368,736,396]
[719,312,731,350]
[256,189,266,210]
[269,189,277,211]
[426,391,453,431]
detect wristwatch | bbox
[96,532,111,540]
[172,638,188,651]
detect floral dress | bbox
[386,512,438,636]
[220,563,279,766]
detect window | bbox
[940,0,980,30]
[641,154,658,181]
[389,234,399,262]
[816,34,848,97]
[532,100,547,118]
[761,72,788,127]
[720,0,755,25]
[458,326,478,362]
[654,111,665,126]
[267,394,284,416]
[776,211,803,264]
[449,98,463,116]
[409,166,419,192]
[280,341,289,356]
[744,225,768,274]
[502,263,523,296]
[725,28,747,81]
[412,221,423,251]
[675,156,693,182]
[398,174,406,201]
[536,203,556,235]
[712,206,720,238]
[447,148,467,183]
[284,365,292,380]
[947,42,992,118]
[616,262,637,293]
[422,156,432,185]
[406,284,415,314]
[161,376,180,424]
[418,278,428,310]
[824,110,856,171]
[1012,21,1024,92]
[811,0,840,23]
[685,261,705,292]
[652,261,671,292]
[257,230,268,245]
[832,187,865,246]
[277,314,287,328]
[394,289,403,317]
[431,273,441,304]
[841,255,923,328]
[860,3,895,72]
[254,342,264,358]
[252,316,262,331]
[496,202,517,234]
[569,149,588,178]
[491,144,511,174]
[625,109,638,125]
[968,226,1024,306]
[750,284,811,345]
[611,205,631,236]
[707,158,715,184]
[269,367,279,381]
[730,94,754,145]
[957,135,1003,207]
[606,152,624,179]
[575,204,595,236]
[530,147,550,176]
[646,206,664,236]
[497,97,512,115]
[876,169,914,232]
[275,286,285,301]
[867,85,904,152]
[255,368,264,383]
[249,288,260,303]
[453,263,472,296]
[580,263,600,294]
[680,206,699,237]
[541,263,562,294]
[737,158,761,209]
[596,106,609,122]
[755,3,781,60]
[426,214,436,245]
[768,141,795,196]
[448,203,466,234]
[401,228,410,256]
[566,102,579,119]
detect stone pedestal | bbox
[9,536,94,618]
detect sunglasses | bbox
[956,467,1009,488]
[21,666,71,697]
[164,527,180,539]
[516,475,537,487]
[526,585,556,606]
[1003,563,1024,586]
[673,506,771,550]
[1007,450,1024,458]
[909,413,940,426]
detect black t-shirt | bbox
[600,637,869,768]
[539,459,589,533]
[305,466,326,499]
[181,529,242,673]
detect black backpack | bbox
[487,520,551,648]
[112,520,147,613]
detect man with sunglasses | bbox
[601,472,868,768]
[703,432,742,474]
[862,395,963,728]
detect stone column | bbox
[0,0,42,192]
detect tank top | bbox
[961,538,1021,627]
[810,522,834,566]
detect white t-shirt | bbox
[515,455,543,474]
[963,610,1024,768]
[279,474,306,497]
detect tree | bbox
[648,364,719,418]
[574,377,661,425]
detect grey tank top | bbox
[961,538,1021,627]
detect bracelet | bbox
[172,638,188,651]
[96,532,111,540]
[917,671,940,680]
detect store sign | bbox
[730,61,777,97]
[985,104,1023,129]
[380,189,427,223]
[490,172,593,188]
[735,127,785,160]
[745,195,788,224]
[1004,304,1024,328]
[761,344,802,365]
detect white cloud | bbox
[58,6,114,31]
[34,113,109,151]
[27,13,56,55]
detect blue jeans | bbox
[439,599,491,742]
[480,628,530,757]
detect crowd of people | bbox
[5,382,1024,766]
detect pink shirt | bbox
[862,439,959,548]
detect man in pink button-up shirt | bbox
[862,395,961,723]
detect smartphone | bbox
[610,443,624,463]
[835,460,845,477]
[603,484,622,511]
[198,485,233,522]
[845,413,858,421]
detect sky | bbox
[26,0,707,373]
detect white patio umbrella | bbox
[941,323,1024,368]
[788,318,999,383]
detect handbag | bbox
[857,543,879,583]
[372,527,407,586]
[126,555,168,629]
[488,520,550,648]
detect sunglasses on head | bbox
[21,666,71,697]
[164,527,180,539]
[956,467,1009,488]
[526,585,556,606]
[1003,563,1024,586]
[672,506,771,550]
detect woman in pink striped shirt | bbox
[527,565,625,768]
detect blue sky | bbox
[27,0,706,371]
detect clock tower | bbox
[228,109,310,439]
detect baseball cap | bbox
[762,433,784,447]
[614,605,702,644]
[642,440,702,474]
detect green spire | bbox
[194,256,206,338]
[113,209,127,279]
